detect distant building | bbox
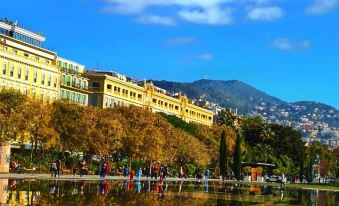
[86,71,214,125]
[57,57,89,105]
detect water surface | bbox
[1,179,338,205]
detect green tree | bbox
[219,130,227,177]
[218,109,237,129]
[241,117,272,145]
[299,144,306,183]
[233,133,242,180]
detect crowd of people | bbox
[47,159,214,182]
[9,160,23,174]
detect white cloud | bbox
[271,38,312,51]
[306,0,339,15]
[247,7,284,21]
[165,37,196,46]
[100,0,287,25]
[101,0,234,14]
[178,7,233,25]
[136,15,176,26]
[196,53,213,61]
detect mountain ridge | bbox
[150,79,339,128]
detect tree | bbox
[305,141,335,183]
[85,107,125,157]
[218,109,237,129]
[233,133,242,180]
[0,91,28,142]
[52,101,86,153]
[219,130,227,177]
[241,117,272,145]
[23,99,59,164]
[299,145,306,183]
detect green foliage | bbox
[218,110,237,129]
[232,134,242,179]
[219,130,227,176]
[184,163,197,177]
[241,117,273,145]
[159,112,197,135]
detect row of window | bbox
[0,80,57,102]
[61,89,87,105]
[104,97,126,108]
[1,62,58,88]
[151,97,212,120]
[185,108,212,120]
[61,74,88,90]
[152,98,180,111]
[1,45,51,65]
[0,28,9,35]
[106,84,143,100]
[12,32,43,48]
[58,61,81,73]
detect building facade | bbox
[57,57,89,105]
[0,18,214,125]
[0,18,59,102]
[87,71,214,125]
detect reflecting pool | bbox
[1,178,338,205]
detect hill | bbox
[152,79,285,114]
[151,79,339,128]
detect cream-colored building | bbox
[0,18,59,102]
[57,57,89,105]
[87,71,214,125]
[0,18,214,125]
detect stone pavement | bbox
[0,173,224,182]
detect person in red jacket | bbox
[129,169,135,181]
[105,160,111,176]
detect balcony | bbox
[61,81,89,91]
[61,67,83,76]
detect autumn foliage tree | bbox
[24,99,59,164]
[0,91,28,142]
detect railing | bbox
[61,67,85,76]
[61,81,88,90]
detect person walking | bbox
[123,165,129,177]
[179,166,184,178]
[204,169,210,180]
[80,160,88,177]
[50,162,57,177]
[56,159,61,177]
[105,160,111,176]
[159,166,164,182]
[136,168,142,181]
[129,169,135,181]
[100,162,107,178]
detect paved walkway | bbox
[0,173,223,182]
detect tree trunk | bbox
[149,160,153,177]
[29,141,34,166]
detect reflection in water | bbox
[0,178,338,206]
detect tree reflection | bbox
[4,180,339,206]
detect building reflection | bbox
[6,179,39,206]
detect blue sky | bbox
[2,0,339,108]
